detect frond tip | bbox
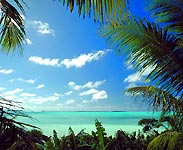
[126,86,183,113]
[0,0,26,53]
[57,0,129,24]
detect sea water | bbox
[18,111,161,136]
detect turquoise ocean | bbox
[19,111,161,136]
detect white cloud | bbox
[61,50,110,68]
[65,99,75,105]
[20,93,36,97]
[83,80,105,89]
[141,66,155,76]
[57,103,63,106]
[92,90,107,100]
[82,100,89,104]
[124,72,141,83]
[26,79,35,84]
[29,20,55,36]
[1,95,18,101]
[124,66,155,84]
[68,82,82,90]
[0,69,14,74]
[28,50,110,68]
[79,89,98,96]
[65,91,73,96]
[126,83,137,89]
[10,78,35,84]
[25,38,32,45]
[53,93,61,97]
[68,80,105,91]
[3,88,23,95]
[29,56,60,67]
[28,94,59,104]
[36,84,45,89]
[0,87,5,91]
[125,60,134,69]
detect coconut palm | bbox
[126,86,183,132]
[126,86,183,149]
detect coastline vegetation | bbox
[0,0,183,149]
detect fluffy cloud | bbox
[29,56,60,66]
[124,66,155,84]
[28,50,110,68]
[28,93,59,104]
[36,84,45,89]
[29,20,55,36]
[0,69,14,74]
[0,87,5,91]
[92,90,107,100]
[26,79,35,84]
[82,100,89,104]
[25,38,32,45]
[124,72,141,83]
[65,91,73,96]
[10,78,35,84]
[125,60,134,70]
[61,50,110,68]
[126,83,137,89]
[65,99,75,105]
[20,93,36,97]
[79,89,98,96]
[3,88,23,95]
[68,80,105,91]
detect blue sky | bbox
[0,0,152,111]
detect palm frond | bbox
[101,19,183,97]
[56,0,130,24]
[159,114,183,133]
[0,0,26,53]
[126,86,183,114]
[147,131,183,150]
[149,0,183,35]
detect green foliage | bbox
[56,0,129,24]
[138,118,161,134]
[147,131,183,150]
[126,86,183,114]
[0,0,26,53]
[94,119,107,149]
[149,0,183,34]
[101,19,183,98]
[0,97,48,150]
[126,86,183,133]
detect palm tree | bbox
[126,86,183,132]
[126,86,183,149]
[0,0,26,53]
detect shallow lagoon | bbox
[18,111,161,136]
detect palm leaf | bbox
[126,86,183,114]
[159,114,183,133]
[147,131,183,150]
[101,19,183,98]
[56,0,129,24]
[149,0,183,34]
[0,0,26,53]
